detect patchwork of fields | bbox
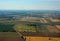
[14,21,60,37]
[0,14,60,41]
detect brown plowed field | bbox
[0,32,25,41]
[19,32,60,37]
[47,25,60,33]
[56,25,60,30]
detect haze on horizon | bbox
[0,0,60,10]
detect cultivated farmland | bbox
[47,25,60,33]
[24,36,60,41]
[56,25,60,30]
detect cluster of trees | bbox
[0,23,16,32]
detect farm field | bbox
[50,18,60,22]
[20,17,48,23]
[36,25,49,32]
[56,25,60,30]
[14,23,49,33]
[20,17,40,22]
[24,36,60,41]
[14,23,36,32]
[0,32,21,41]
[41,18,47,23]
[47,25,60,33]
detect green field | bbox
[14,23,36,32]
[14,22,49,33]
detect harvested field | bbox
[20,17,48,23]
[24,36,60,41]
[50,18,60,22]
[47,25,60,33]
[40,19,44,23]
[41,18,47,23]
[19,32,60,37]
[20,17,40,22]
[56,25,60,30]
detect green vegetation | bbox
[14,23,36,32]
[36,25,49,32]
[14,22,49,33]
[0,23,16,32]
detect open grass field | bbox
[24,36,60,41]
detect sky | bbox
[0,0,60,10]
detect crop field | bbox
[47,25,60,33]
[36,25,49,32]
[50,18,60,22]
[41,18,47,23]
[20,17,48,23]
[14,23,36,32]
[40,19,44,23]
[14,22,60,37]
[24,36,60,41]
[0,32,21,41]
[14,23,49,33]
[20,17,40,22]
[56,25,60,30]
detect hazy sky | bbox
[0,0,60,10]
